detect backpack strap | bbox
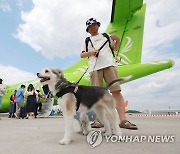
[85,33,116,58]
[102,33,115,57]
[85,37,94,52]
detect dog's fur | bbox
[37,68,130,145]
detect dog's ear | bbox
[52,68,64,79]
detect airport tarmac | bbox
[0,115,179,154]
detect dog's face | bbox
[37,68,64,86]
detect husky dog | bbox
[37,68,131,145]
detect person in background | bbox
[0,78,6,120]
[25,84,37,119]
[34,90,42,118]
[9,90,17,118]
[15,85,26,118]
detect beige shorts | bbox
[90,66,121,92]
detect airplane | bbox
[0,0,174,113]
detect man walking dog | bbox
[80,18,137,130]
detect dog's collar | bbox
[55,78,75,91]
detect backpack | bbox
[85,33,115,58]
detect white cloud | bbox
[14,0,111,59]
[0,65,36,85]
[0,0,11,12]
[143,0,180,61]
[14,0,180,60]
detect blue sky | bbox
[0,0,180,111]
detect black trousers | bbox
[34,103,42,116]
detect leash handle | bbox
[115,55,120,63]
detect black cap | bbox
[86,18,101,32]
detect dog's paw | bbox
[82,131,89,136]
[114,131,122,136]
[103,132,111,137]
[58,139,71,145]
[112,128,122,136]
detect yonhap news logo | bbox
[86,130,103,148]
[86,130,175,148]
[105,135,175,143]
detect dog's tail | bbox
[105,75,132,90]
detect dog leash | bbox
[74,67,88,93]
[76,67,88,85]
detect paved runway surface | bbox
[0,115,179,154]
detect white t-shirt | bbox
[81,33,117,73]
[0,84,6,96]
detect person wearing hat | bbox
[80,18,137,130]
[0,78,6,120]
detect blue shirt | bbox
[15,88,25,102]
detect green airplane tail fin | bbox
[110,0,143,23]
[107,0,145,64]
